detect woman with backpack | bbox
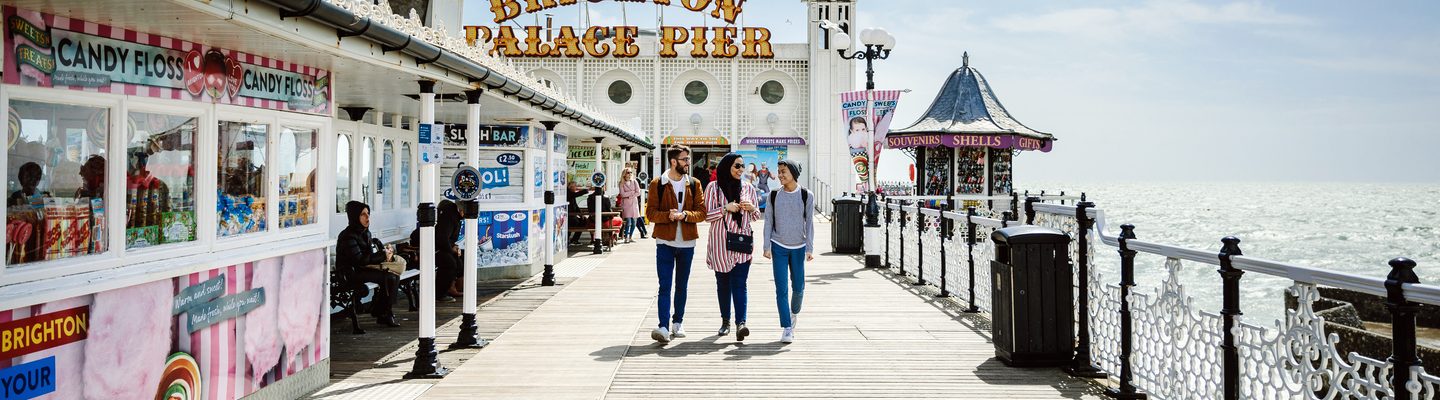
[704,153,761,341]
[762,160,814,343]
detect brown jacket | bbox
[646,174,706,242]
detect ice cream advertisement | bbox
[475,210,533,267]
[0,249,328,400]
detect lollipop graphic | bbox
[156,352,202,400]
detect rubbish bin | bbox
[989,226,1074,367]
[831,196,864,254]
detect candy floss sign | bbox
[3,6,331,115]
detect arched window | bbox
[400,142,412,208]
[381,140,394,210]
[335,135,351,213]
[360,138,374,207]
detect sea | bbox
[1022,181,1440,324]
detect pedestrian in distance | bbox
[618,168,644,243]
[762,160,814,343]
[645,145,706,343]
[705,153,761,341]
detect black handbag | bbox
[723,212,753,254]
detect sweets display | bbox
[217,191,266,237]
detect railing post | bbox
[964,206,980,313]
[1386,257,1421,399]
[938,200,952,298]
[1001,211,1013,228]
[884,199,893,269]
[1066,201,1105,378]
[1106,224,1146,400]
[1010,192,1020,219]
[1024,196,1039,225]
[899,202,907,276]
[1218,237,1244,400]
[916,204,927,285]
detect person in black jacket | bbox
[567,182,593,245]
[337,201,401,327]
[411,200,462,302]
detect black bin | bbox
[831,196,864,254]
[990,226,1074,367]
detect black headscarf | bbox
[345,200,368,228]
[715,153,744,224]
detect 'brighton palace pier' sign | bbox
[466,0,773,59]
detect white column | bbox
[419,89,438,340]
[462,94,481,316]
[541,121,559,285]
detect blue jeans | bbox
[715,261,751,325]
[656,244,694,329]
[623,217,644,237]
[772,243,806,328]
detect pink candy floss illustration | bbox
[244,257,283,376]
[82,279,172,400]
[20,295,93,400]
[279,250,324,365]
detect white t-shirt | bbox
[655,172,696,248]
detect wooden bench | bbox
[568,227,622,250]
[329,239,417,335]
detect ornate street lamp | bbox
[836,27,895,267]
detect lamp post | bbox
[836,27,895,268]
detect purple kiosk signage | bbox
[885,54,1058,209]
[740,136,807,146]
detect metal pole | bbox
[592,138,604,254]
[915,203,926,286]
[1024,196,1038,225]
[1106,224,1145,399]
[883,199,892,269]
[937,203,950,297]
[964,206,979,313]
[406,80,448,379]
[1386,257,1421,399]
[898,202,907,276]
[451,89,486,349]
[1065,201,1105,378]
[1217,236,1243,399]
[541,121,560,286]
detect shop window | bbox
[6,100,110,265]
[380,140,393,210]
[608,80,633,104]
[336,134,351,213]
[761,80,785,104]
[400,142,412,208]
[217,121,267,237]
[125,112,197,249]
[278,126,317,228]
[360,138,374,207]
[684,81,709,105]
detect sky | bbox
[463,1,1440,183]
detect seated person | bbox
[8,162,49,207]
[336,201,402,327]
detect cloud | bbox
[991,1,1311,40]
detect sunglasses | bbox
[732,164,745,170]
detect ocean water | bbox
[1024,181,1440,324]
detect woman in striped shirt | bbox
[705,153,761,341]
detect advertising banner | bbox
[475,210,532,267]
[3,6,331,115]
[0,249,328,400]
[839,91,871,191]
[869,90,903,184]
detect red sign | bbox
[0,306,89,359]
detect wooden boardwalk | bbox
[419,221,1106,399]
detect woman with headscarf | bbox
[337,201,401,327]
[703,153,761,341]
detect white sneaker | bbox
[651,326,672,343]
[781,327,795,343]
[672,322,687,338]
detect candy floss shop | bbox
[0,5,335,399]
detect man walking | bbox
[762,160,815,343]
[646,145,706,343]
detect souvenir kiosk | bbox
[886,55,1056,213]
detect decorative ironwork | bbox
[1129,258,1224,398]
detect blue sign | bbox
[0,356,56,400]
[480,167,510,189]
[453,166,482,200]
[495,153,521,166]
[591,172,606,187]
[418,123,443,164]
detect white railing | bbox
[879,197,1440,399]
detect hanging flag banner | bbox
[839,91,871,191]
[869,90,903,187]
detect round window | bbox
[684,81,709,105]
[608,80,632,104]
[761,80,785,104]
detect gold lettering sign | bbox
[490,0,745,24]
[463,25,773,59]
